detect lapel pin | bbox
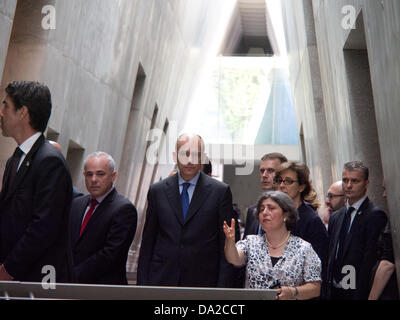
[26,161,30,167]
[357,210,362,215]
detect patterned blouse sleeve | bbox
[302,243,322,283]
[235,238,250,263]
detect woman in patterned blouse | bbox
[223,191,321,300]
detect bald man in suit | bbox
[137,134,236,287]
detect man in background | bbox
[326,161,387,299]
[323,180,345,227]
[243,152,288,238]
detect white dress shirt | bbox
[16,132,42,170]
[81,187,115,224]
[177,171,200,203]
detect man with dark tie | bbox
[243,152,288,238]
[137,133,236,287]
[325,161,387,299]
[69,152,137,284]
[0,81,73,282]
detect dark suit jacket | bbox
[137,172,235,287]
[296,202,329,276]
[244,204,258,238]
[72,186,84,199]
[0,135,73,282]
[70,188,137,285]
[325,197,387,299]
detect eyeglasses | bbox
[325,193,344,199]
[274,178,298,185]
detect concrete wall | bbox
[0,0,236,274]
[0,0,17,177]
[0,0,16,77]
[280,0,332,218]
[281,0,400,288]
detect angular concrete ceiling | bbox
[239,0,267,37]
[219,0,278,56]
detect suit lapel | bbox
[84,188,116,232]
[334,208,346,243]
[184,173,212,224]
[4,135,45,201]
[342,197,369,259]
[164,174,184,226]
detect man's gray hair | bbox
[84,151,116,173]
[343,161,369,180]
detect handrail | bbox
[0,281,277,300]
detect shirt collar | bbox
[347,195,367,213]
[178,171,201,186]
[18,132,42,155]
[92,186,115,204]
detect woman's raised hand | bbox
[223,218,236,242]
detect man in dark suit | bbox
[137,133,236,287]
[70,152,137,284]
[0,81,73,282]
[244,153,288,238]
[325,161,387,299]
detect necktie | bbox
[80,198,99,236]
[334,206,355,282]
[7,147,24,189]
[181,183,190,220]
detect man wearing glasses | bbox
[323,181,346,227]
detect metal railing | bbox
[0,281,277,300]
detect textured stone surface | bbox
[0,0,17,175]
[282,0,400,288]
[0,0,236,274]
[281,0,332,217]
[0,0,16,78]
